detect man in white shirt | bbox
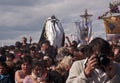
[66,37,120,83]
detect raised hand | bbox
[84,54,98,77]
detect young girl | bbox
[15,55,32,83]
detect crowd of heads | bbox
[0,36,120,83]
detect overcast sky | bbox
[0,0,114,46]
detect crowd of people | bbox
[0,36,120,83]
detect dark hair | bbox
[31,60,46,70]
[22,37,27,42]
[78,45,91,57]
[71,41,78,47]
[31,60,41,70]
[0,47,6,55]
[0,62,8,69]
[18,55,32,65]
[6,53,15,59]
[15,58,22,71]
[15,41,22,49]
[30,46,36,51]
[89,37,112,56]
[8,45,15,50]
[0,62,9,74]
[42,40,50,46]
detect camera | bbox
[97,53,110,66]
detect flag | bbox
[75,19,92,44]
[103,15,120,34]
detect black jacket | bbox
[0,74,15,83]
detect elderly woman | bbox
[46,56,73,83]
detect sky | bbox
[0,0,115,46]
